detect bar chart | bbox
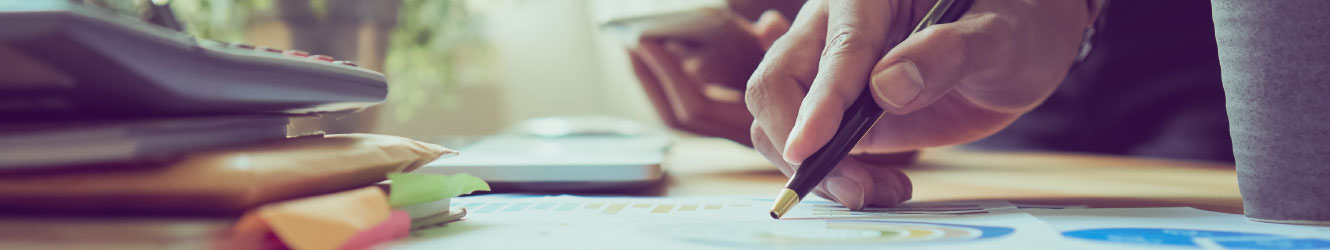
[456,200,754,215]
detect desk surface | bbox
[660,138,1243,214]
[0,137,1246,249]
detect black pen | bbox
[769,0,974,219]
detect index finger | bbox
[782,0,904,165]
[746,0,827,153]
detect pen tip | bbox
[768,188,800,220]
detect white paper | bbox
[386,195,1070,250]
[781,199,1017,219]
[1027,207,1330,250]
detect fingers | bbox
[849,151,919,166]
[755,124,911,210]
[633,41,755,145]
[869,17,995,115]
[629,53,683,130]
[750,124,793,176]
[861,162,912,207]
[751,10,791,50]
[781,0,897,165]
[813,159,913,209]
[746,0,826,155]
[744,0,917,210]
[870,1,1083,116]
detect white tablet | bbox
[418,117,670,192]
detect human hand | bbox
[746,0,1093,209]
[628,10,790,146]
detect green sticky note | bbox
[387,172,491,208]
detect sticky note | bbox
[339,210,411,250]
[234,187,390,250]
[387,173,490,208]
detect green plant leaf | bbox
[387,172,491,208]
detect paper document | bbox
[387,195,1069,250]
[1028,207,1330,250]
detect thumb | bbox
[869,23,995,115]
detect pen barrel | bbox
[783,90,883,197]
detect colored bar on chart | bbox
[602,203,627,215]
[554,203,579,212]
[532,202,557,210]
[474,203,507,213]
[585,203,604,210]
[678,204,698,212]
[651,204,676,213]
[503,203,531,212]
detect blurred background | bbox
[87,0,728,140]
[78,0,1235,162]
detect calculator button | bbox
[256,46,282,53]
[334,61,358,67]
[283,50,310,57]
[229,43,255,49]
[309,55,334,62]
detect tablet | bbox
[417,118,671,192]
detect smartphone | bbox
[601,8,747,46]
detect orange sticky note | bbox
[234,187,391,250]
[339,210,410,250]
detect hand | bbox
[746,0,1093,209]
[628,10,790,146]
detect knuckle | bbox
[809,80,859,109]
[966,14,1018,73]
[914,26,968,71]
[749,123,766,145]
[744,68,787,114]
[823,26,878,57]
[969,14,1015,50]
[974,13,1017,37]
[744,74,770,115]
[919,23,964,42]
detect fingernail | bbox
[783,111,814,165]
[827,177,866,210]
[871,60,924,108]
[782,126,805,165]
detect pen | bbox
[768,0,974,219]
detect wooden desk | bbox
[0,137,1246,249]
[660,138,1243,214]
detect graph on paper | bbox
[455,200,754,215]
[396,195,1054,250]
[450,195,1016,219]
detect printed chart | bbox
[454,196,1011,218]
[1063,228,1330,250]
[394,196,1062,250]
[649,220,1014,248]
[457,200,753,215]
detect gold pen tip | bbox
[768,188,800,219]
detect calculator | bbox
[0,1,387,122]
